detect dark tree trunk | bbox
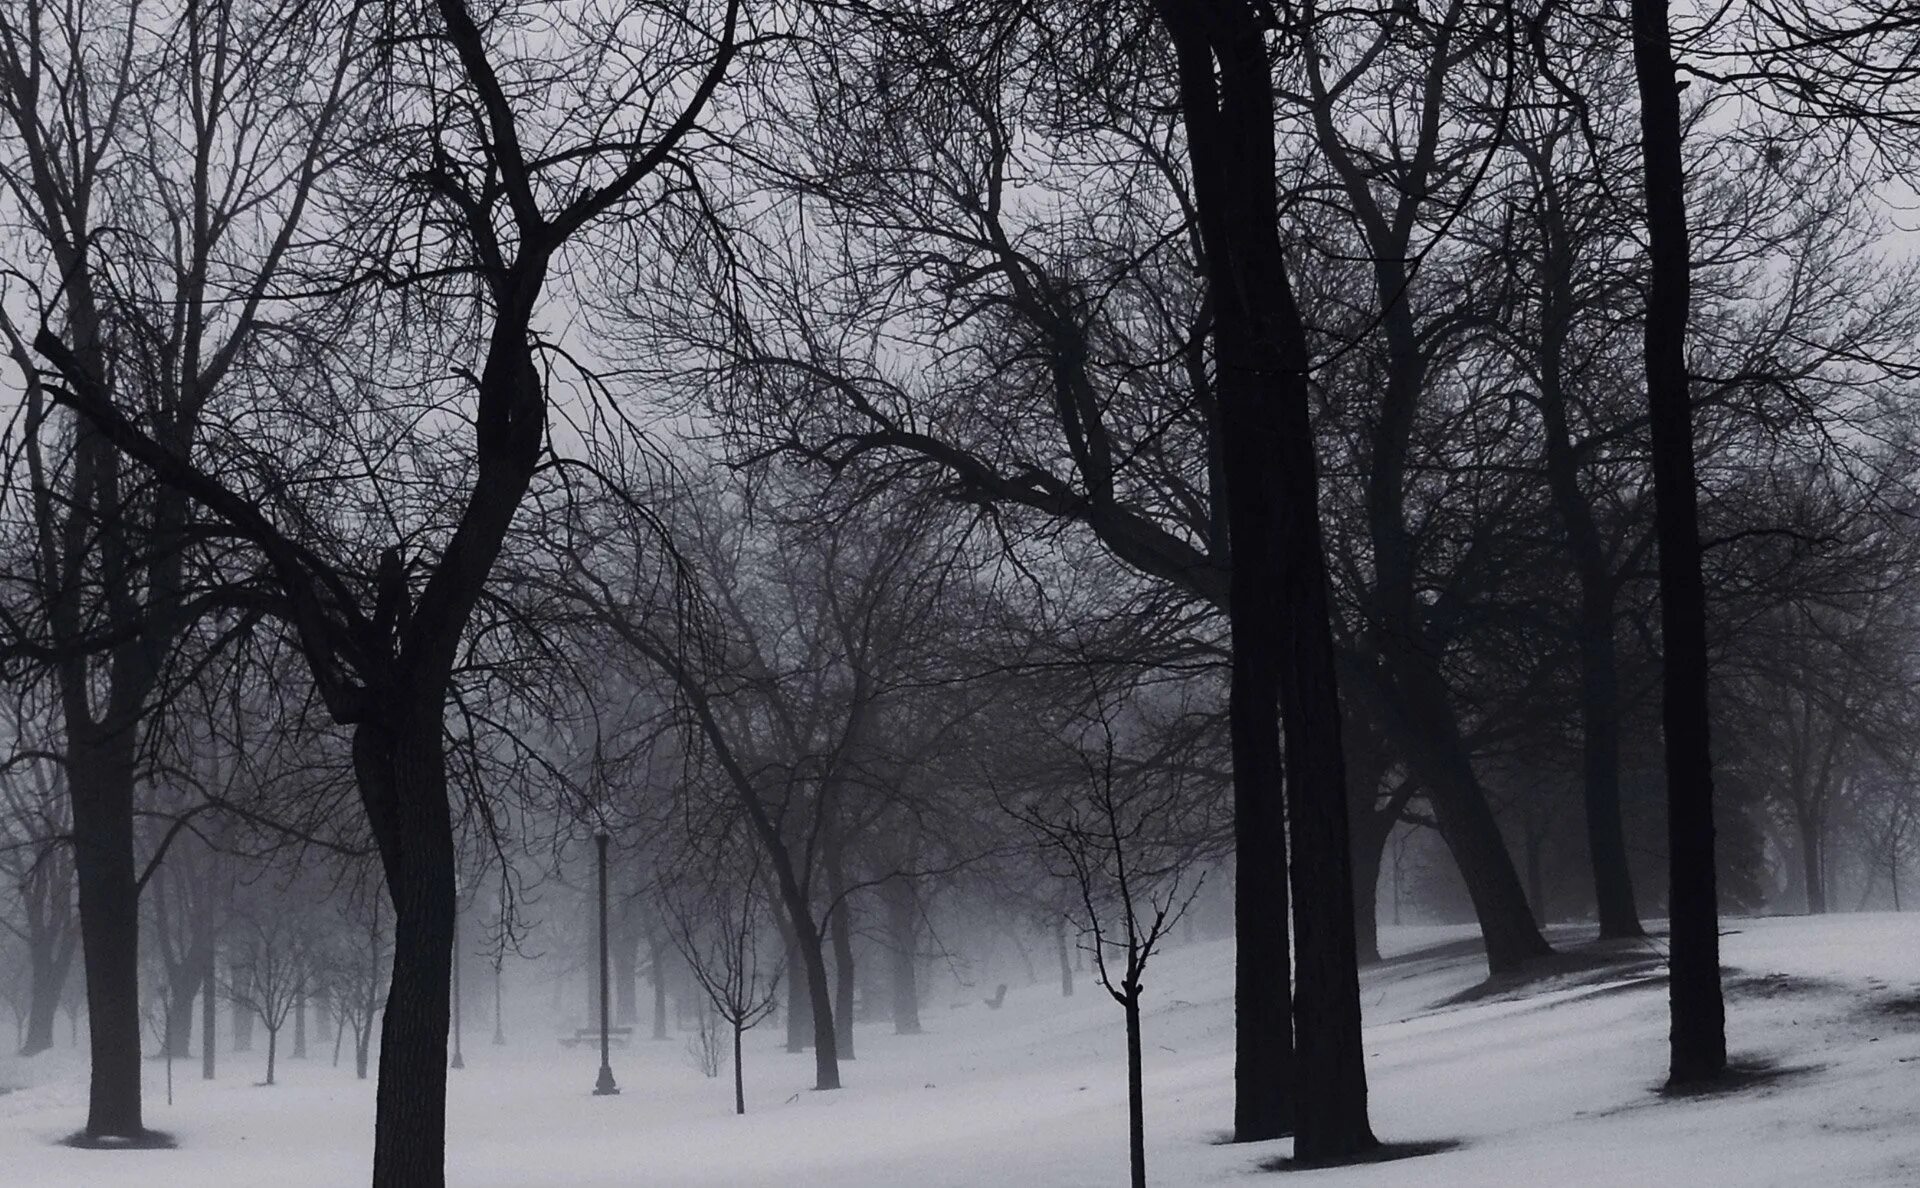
[1053,917,1073,999]
[356,718,458,1187]
[1525,830,1548,926]
[70,731,145,1138]
[1358,677,1553,973]
[202,949,216,1080]
[649,934,669,1040]
[1630,0,1726,1086]
[233,994,254,1053]
[732,1023,745,1115]
[1536,186,1647,941]
[1124,993,1146,1188]
[294,990,307,1059]
[1157,0,1374,1155]
[1575,599,1644,937]
[265,1026,279,1086]
[883,880,921,1034]
[827,887,856,1058]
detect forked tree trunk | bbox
[1157,1,1374,1156]
[1630,0,1726,1086]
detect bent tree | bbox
[30,0,751,1179]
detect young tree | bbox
[225,901,313,1086]
[1008,689,1204,1188]
[663,838,782,1115]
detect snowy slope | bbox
[2,914,1917,1186]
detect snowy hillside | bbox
[3,915,1917,1187]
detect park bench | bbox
[559,1025,634,1049]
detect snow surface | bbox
[3,915,1919,1186]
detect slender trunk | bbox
[883,880,922,1034]
[1054,917,1074,998]
[732,1022,745,1115]
[202,948,216,1080]
[70,731,144,1137]
[294,988,307,1058]
[1631,0,1726,1086]
[265,1026,278,1086]
[1348,809,1392,967]
[1124,993,1146,1188]
[649,934,669,1040]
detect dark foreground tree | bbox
[1627,0,1726,1083]
[30,0,752,1177]
[1154,0,1375,1156]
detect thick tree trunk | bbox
[233,994,254,1053]
[70,731,145,1138]
[265,1027,278,1086]
[1630,0,1727,1086]
[357,719,458,1187]
[1157,1,1373,1155]
[883,880,921,1034]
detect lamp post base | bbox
[593,1066,620,1096]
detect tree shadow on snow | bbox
[1259,1138,1464,1173]
[1657,1058,1821,1100]
[61,1128,177,1150]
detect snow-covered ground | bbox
[3,914,1918,1186]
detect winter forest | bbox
[0,0,1918,1184]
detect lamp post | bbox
[593,832,619,1095]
